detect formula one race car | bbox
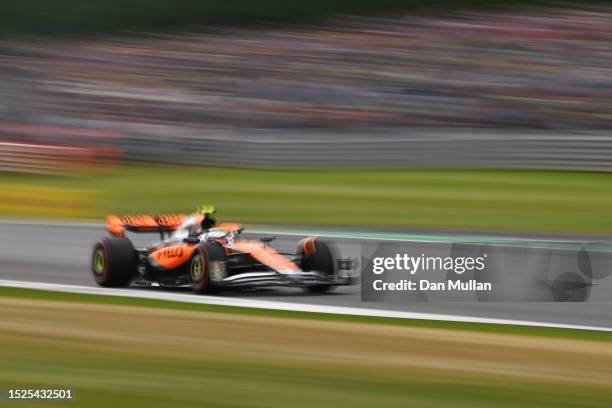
[92,213,356,293]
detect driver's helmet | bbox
[195,205,216,216]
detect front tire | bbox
[191,242,226,294]
[92,237,137,287]
[298,239,336,293]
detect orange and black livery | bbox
[92,211,357,294]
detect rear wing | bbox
[107,214,189,238]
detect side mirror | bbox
[259,236,276,244]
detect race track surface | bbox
[1,221,612,328]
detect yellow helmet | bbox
[195,205,216,215]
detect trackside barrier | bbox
[120,128,612,171]
[0,123,122,174]
[0,142,120,174]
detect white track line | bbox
[0,219,594,243]
[1,279,611,332]
[0,219,459,243]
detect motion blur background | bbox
[3,5,612,407]
[1,1,612,233]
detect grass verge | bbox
[2,166,612,234]
[1,287,612,408]
[1,286,611,342]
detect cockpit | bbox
[168,216,241,244]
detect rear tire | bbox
[298,239,336,293]
[191,242,226,294]
[92,237,137,287]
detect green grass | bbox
[4,357,609,408]
[1,286,611,342]
[2,286,612,408]
[2,166,612,234]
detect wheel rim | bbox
[191,254,204,282]
[93,249,105,276]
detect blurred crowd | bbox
[1,5,611,133]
